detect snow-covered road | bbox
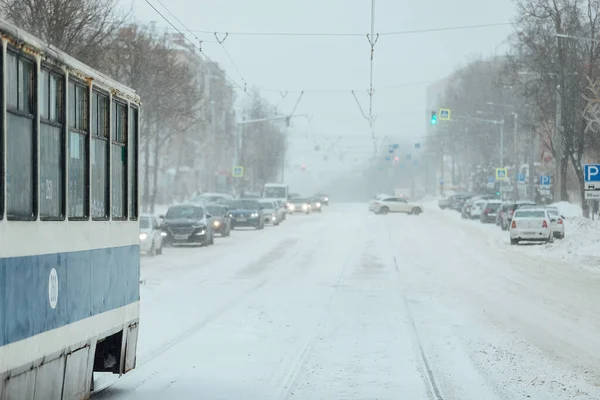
[95,204,600,400]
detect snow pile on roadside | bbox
[541,216,600,267]
[551,201,582,218]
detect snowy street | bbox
[95,204,600,400]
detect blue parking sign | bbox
[518,173,525,182]
[540,175,551,185]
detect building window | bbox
[112,101,127,219]
[40,68,65,219]
[6,51,35,220]
[68,80,88,219]
[91,90,109,219]
[129,106,138,219]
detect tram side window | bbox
[129,106,138,219]
[112,101,127,219]
[91,90,109,220]
[40,69,65,219]
[6,52,35,220]
[68,81,88,219]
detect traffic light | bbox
[431,111,437,125]
[301,163,306,171]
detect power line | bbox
[145,0,264,105]
[148,22,512,38]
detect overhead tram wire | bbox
[144,0,263,105]
[150,22,512,38]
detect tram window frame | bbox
[129,106,138,220]
[111,99,127,220]
[39,67,66,221]
[91,89,110,221]
[6,50,37,221]
[67,79,89,220]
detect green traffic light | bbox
[430,111,437,125]
[496,191,501,196]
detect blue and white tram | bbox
[0,19,141,400]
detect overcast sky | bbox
[124,0,515,186]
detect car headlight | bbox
[316,202,321,207]
[229,213,233,218]
[160,231,167,237]
[213,220,221,227]
[325,197,328,201]
[195,229,206,236]
[289,204,295,210]
[251,213,259,217]
[139,233,148,240]
[302,204,308,210]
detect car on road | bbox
[509,208,554,245]
[259,200,282,226]
[288,198,312,214]
[160,204,215,247]
[480,200,502,223]
[139,214,164,256]
[191,192,234,205]
[369,193,391,212]
[205,203,232,237]
[314,193,329,205]
[228,199,265,229]
[371,196,423,215]
[308,197,323,213]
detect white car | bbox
[259,200,281,226]
[139,214,164,255]
[509,208,554,245]
[368,194,392,212]
[372,196,423,215]
[545,206,565,239]
[470,199,487,219]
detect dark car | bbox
[314,193,329,205]
[160,204,214,247]
[205,204,232,237]
[480,200,502,223]
[228,199,265,230]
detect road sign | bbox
[495,168,508,180]
[488,176,495,184]
[518,173,525,182]
[439,108,451,120]
[414,142,421,149]
[440,178,444,186]
[539,175,551,185]
[232,166,244,177]
[584,164,600,190]
[392,144,399,149]
[385,156,391,161]
[585,190,600,200]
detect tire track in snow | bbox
[386,218,444,400]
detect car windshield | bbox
[487,203,501,210]
[140,216,151,229]
[230,200,261,210]
[260,201,274,209]
[514,210,546,218]
[548,210,560,217]
[264,187,287,198]
[166,206,203,219]
[206,206,224,216]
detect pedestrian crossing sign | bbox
[495,168,508,180]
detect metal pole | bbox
[500,116,504,167]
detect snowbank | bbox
[551,201,582,218]
[539,217,600,267]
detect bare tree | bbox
[0,0,129,66]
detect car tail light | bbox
[558,218,563,224]
[511,220,517,229]
[484,208,491,213]
[542,220,548,228]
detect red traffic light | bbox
[301,163,306,170]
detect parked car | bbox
[509,208,554,245]
[228,199,265,229]
[289,198,312,214]
[438,194,452,209]
[496,202,514,225]
[545,206,566,239]
[139,214,164,256]
[480,200,502,223]
[450,193,474,212]
[500,200,537,230]
[371,196,423,215]
[259,200,282,225]
[470,199,487,219]
[160,204,215,247]
[205,203,232,237]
